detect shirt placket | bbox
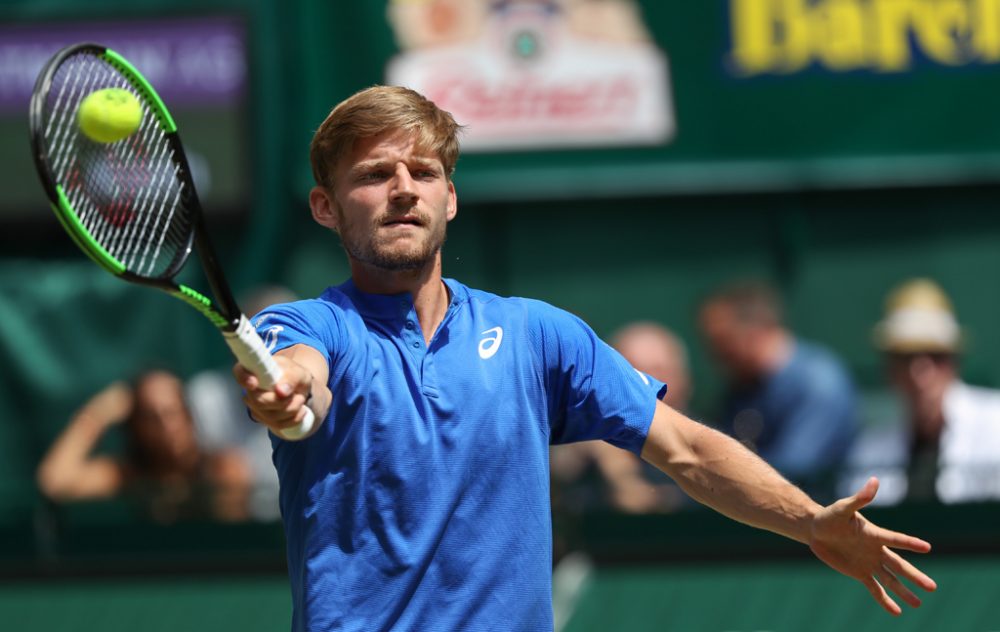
[401,299,441,398]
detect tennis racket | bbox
[29,42,316,441]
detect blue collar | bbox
[334,277,465,320]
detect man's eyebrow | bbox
[350,157,442,174]
[410,157,441,168]
[351,160,388,174]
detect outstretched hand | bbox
[809,476,937,615]
[233,355,314,434]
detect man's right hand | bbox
[232,344,331,438]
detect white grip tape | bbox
[224,315,318,441]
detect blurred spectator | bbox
[185,285,297,521]
[698,280,858,501]
[550,321,688,513]
[841,278,1000,505]
[37,369,253,524]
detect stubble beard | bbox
[339,213,447,272]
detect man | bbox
[234,86,934,631]
[843,278,1000,504]
[698,281,858,500]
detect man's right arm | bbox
[233,343,332,439]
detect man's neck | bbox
[350,257,450,344]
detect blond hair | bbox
[309,85,462,189]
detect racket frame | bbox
[29,42,242,333]
[29,42,317,440]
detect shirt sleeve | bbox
[527,301,667,454]
[251,299,341,365]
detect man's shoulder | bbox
[255,293,347,320]
[250,289,360,341]
[792,339,854,384]
[948,382,1000,423]
[448,279,572,323]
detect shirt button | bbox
[412,341,420,348]
[405,321,415,330]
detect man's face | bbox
[886,352,956,400]
[314,130,457,271]
[885,352,957,437]
[699,301,759,381]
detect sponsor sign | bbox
[729,0,1000,76]
[386,0,675,151]
[0,16,246,113]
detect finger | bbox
[873,526,932,554]
[273,407,310,429]
[876,568,921,608]
[293,400,313,424]
[232,363,259,390]
[245,402,302,430]
[863,575,902,616]
[281,392,309,416]
[244,389,293,411]
[884,548,938,592]
[832,476,879,516]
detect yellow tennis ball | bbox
[77,88,143,143]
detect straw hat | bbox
[873,279,962,353]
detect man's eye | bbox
[361,171,388,182]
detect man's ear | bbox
[310,186,339,231]
[446,180,457,222]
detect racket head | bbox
[30,43,198,284]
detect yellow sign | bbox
[730,0,1000,75]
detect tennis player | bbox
[234,86,936,631]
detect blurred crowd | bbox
[35,277,1000,524]
[552,276,1000,516]
[35,286,294,525]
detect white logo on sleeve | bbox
[478,326,504,359]
[634,369,650,385]
[263,325,284,352]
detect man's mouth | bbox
[382,215,423,227]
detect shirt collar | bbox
[331,277,466,319]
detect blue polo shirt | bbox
[254,278,665,632]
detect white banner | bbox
[386,1,675,152]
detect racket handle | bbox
[224,315,319,441]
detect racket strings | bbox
[41,52,195,280]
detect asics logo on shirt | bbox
[263,325,284,352]
[478,327,504,359]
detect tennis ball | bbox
[77,88,142,143]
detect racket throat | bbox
[171,284,231,329]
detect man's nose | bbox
[389,164,417,202]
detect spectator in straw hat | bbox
[841,278,1000,505]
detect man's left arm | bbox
[641,401,937,615]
